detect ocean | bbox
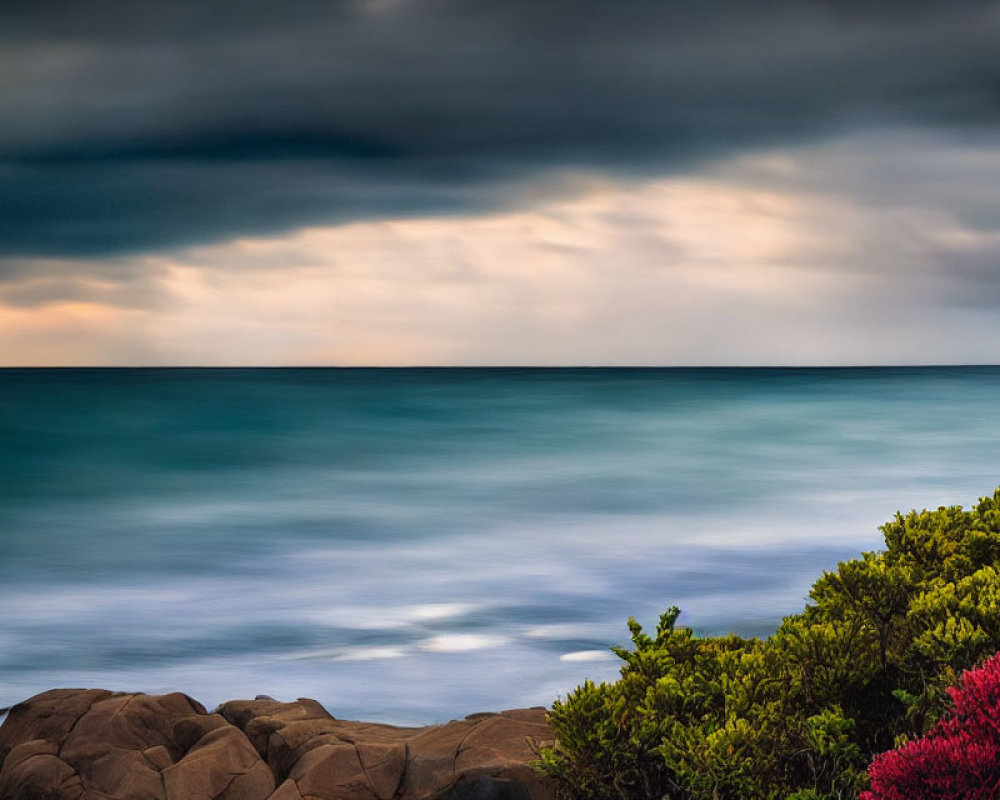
[1,367,998,724]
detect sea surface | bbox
[2,367,999,724]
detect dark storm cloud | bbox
[2,0,999,256]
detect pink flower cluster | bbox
[863,653,1000,799]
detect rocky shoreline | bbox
[0,689,555,800]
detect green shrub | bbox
[537,488,1000,799]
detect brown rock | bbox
[217,697,553,800]
[163,725,275,800]
[1,690,554,800]
[0,738,80,800]
[143,745,174,771]
[290,743,374,800]
[0,690,273,800]
[270,778,306,800]
[355,741,407,800]
[0,688,116,768]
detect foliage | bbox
[861,651,1000,800]
[537,488,1000,799]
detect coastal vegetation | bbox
[537,488,1000,799]
[862,651,1000,799]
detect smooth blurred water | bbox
[2,367,999,724]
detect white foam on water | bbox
[331,646,410,661]
[296,601,479,630]
[560,650,615,662]
[418,634,509,653]
[524,624,587,639]
[404,603,479,622]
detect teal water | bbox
[2,367,999,723]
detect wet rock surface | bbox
[0,690,554,800]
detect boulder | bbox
[0,690,554,800]
[0,689,273,800]
[216,697,553,800]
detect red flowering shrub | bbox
[862,652,1000,800]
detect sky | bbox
[3,0,1000,365]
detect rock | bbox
[215,697,553,800]
[0,689,274,800]
[0,690,555,800]
[0,688,116,767]
[162,726,275,800]
[0,738,81,800]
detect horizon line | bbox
[2,364,1000,371]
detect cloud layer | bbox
[3,0,1000,256]
[4,130,999,365]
